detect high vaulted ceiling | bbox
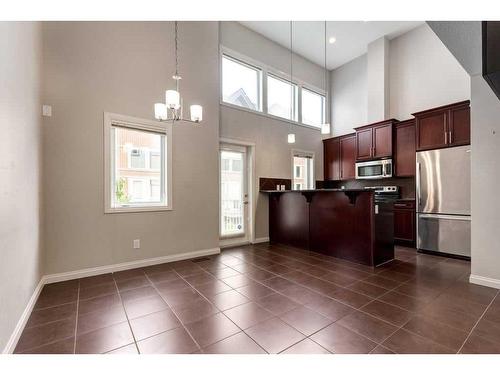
[239,21,424,70]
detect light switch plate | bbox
[42,105,52,117]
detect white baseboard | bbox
[2,247,220,353]
[44,247,221,284]
[469,274,500,290]
[252,237,269,244]
[2,279,44,354]
[220,240,250,249]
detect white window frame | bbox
[221,54,263,112]
[266,73,299,122]
[219,46,328,132]
[291,149,315,190]
[104,112,173,213]
[301,86,326,129]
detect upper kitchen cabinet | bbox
[413,100,470,151]
[340,134,356,180]
[354,119,398,161]
[394,119,416,177]
[355,127,373,160]
[448,102,471,147]
[323,137,341,181]
[323,133,356,181]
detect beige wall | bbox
[470,75,500,286]
[331,23,471,135]
[41,22,220,274]
[219,22,326,240]
[0,22,44,351]
[389,23,470,120]
[330,55,367,136]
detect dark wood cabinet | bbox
[414,100,470,151]
[354,119,397,161]
[340,134,356,180]
[355,128,373,160]
[323,137,340,181]
[323,133,355,181]
[448,103,471,147]
[394,200,416,246]
[373,123,393,158]
[394,119,416,177]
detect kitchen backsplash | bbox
[324,177,415,199]
[259,177,291,191]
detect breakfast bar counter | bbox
[261,189,394,267]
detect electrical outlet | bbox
[42,105,52,117]
[133,239,140,249]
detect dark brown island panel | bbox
[264,189,394,267]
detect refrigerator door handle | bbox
[416,162,421,209]
[419,213,471,221]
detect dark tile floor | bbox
[14,244,500,354]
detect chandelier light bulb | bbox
[165,90,180,109]
[154,103,168,121]
[190,105,203,122]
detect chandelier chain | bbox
[174,21,179,78]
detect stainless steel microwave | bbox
[355,159,393,179]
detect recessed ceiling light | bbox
[329,36,336,44]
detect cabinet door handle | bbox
[444,131,448,144]
[449,130,452,144]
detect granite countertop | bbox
[260,188,376,193]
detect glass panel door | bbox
[220,145,247,238]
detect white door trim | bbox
[219,138,256,246]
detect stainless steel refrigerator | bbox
[416,145,471,257]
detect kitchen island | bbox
[262,189,394,267]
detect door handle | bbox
[449,131,452,144]
[444,132,448,144]
[416,162,422,208]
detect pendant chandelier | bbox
[287,21,296,144]
[154,21,203,124]
[321,21,331,135]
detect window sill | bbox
[105,205,172,214]
[220,102,322,132]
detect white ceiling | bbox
[239,21,424,70]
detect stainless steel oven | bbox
[355,159,393,179]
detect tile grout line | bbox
[16,289,80,353]
[230,246,469,352]
[112,276,140,354]
[456,289,500,354]
[144,269,204,353]
[72,281,80,354]
[17,245,478,354]
[173,265,269,353]
[291,244,477,353]
[226,257,411,351]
